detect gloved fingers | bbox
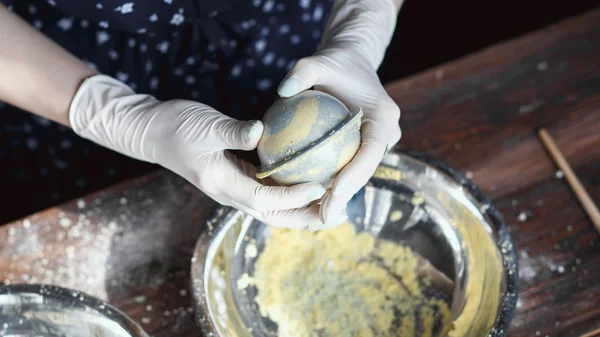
[246,203,321,229]
[211,116,264,151]
[378,98,402,145]
[319,120,390,224]
[219,153,327,212]
[244,202,348,230]
[277,57,323,97]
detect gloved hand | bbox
[69,74,339,228]
[277,0,402,229]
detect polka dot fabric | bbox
[0,0,334,223]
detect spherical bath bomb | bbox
[256,90,362,187]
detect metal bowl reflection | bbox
[0,284,149,337]
[191,149,518,337]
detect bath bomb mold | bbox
[256,90,362,187]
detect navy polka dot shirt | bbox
[0,0,334,223]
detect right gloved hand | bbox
[69,74,343,228]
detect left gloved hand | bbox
[277,0,402,229]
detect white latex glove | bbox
[69,74,340,229]
[277,0,402,229]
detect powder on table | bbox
[252,222,453,337]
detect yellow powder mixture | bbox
[252,222,453,337]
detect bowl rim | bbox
[255,107,363,179]
[192,147,519,337]
[0,283,150,337]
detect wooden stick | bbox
[579,327,600,337]
[537,128,600,231]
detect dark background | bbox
[379,0,600,83]
[2,0,600,224]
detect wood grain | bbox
[385,8,600,337]
[0,172,214,335]
[537,128,600,230]
[1,8,600,337]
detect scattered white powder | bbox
[108,221,118,231]
[2,217,120,300]
[245,243,258,259]
[518,254,560,282]
[77,199,86,209]
[59,217,72,228]
[66,246,75,259]
[517,212,528,222]
[519,250,529,259]
[2,194,199,328]
[518,264,537,282]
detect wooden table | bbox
[2,8,599,337]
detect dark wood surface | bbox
[2,8,600,337]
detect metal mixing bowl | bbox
[191,149,519,337]
[0,284,148,337]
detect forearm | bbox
[0,5,97,126]
[321,0,400,70]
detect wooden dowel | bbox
[579,327,600,337]
[537,128,600,232]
